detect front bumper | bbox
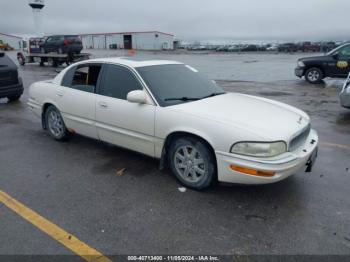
[295,67,305,78]
[215,129,318,184]
[0,82,23,98]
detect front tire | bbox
[168,137,216,190]
[305,67,324,84]
[45,106,69,141]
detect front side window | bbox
[99,64,143,100]
[61,64,102,93]
[339,45,350,56]
[136,64,224,107]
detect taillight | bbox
[64,40,70,45]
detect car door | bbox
[58,63,102,139]
[95,64,156,157]
[42,36,53,52]
[332,45,350,77]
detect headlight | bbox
[230,141,287,157]
[297,60,305,67]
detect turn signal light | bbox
[229,165,275,177]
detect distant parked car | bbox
[39,35,83,54]
[340,72,350,108]
[0,52,23,102]
[227,45,241,52]
[216,45,229,52]
[298,42,320,52]
[295,43,350,83]
[241,45,258,52]
[28,58,318,189]
[266,44,278,51]
[320,42,337,53]
[278,43,298,53]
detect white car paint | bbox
[340,72,350,109]
[28,58,318,185]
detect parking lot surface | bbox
[1,50,350,259]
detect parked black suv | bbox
[39,35,83,54]
[278,43,298,53]
[0,52,23,101]
[295,43,350,83]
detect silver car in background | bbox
[340,73,350,108]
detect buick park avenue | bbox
[28,58,318,189]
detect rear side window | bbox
[99,64,143,100]
[61,64,102,93]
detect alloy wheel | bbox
[174,145,206,183]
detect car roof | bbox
[81,57,184,68]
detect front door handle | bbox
[98,101,108,108]
[56,90,64,97]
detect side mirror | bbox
[332,53,339,60]
[127,90,148,104]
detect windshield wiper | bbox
[199,92,225,99]
[164,97,200,101]
[164,92,225,102]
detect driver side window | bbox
[339,45,350,57]
[98,64,143,100]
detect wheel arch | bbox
[41,101,60,129]
[159,131,217,172]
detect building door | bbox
[123,35,132,49]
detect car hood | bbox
[298,55,329,62]
[169,93,310,141]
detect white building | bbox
[0,33,22,49]
[80,31,174,50]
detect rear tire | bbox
[45,106,69,141]
[7,95,21,102]
[305,67,324,84]
[168,137,216,190]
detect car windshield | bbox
[136,64,225,106]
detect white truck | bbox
[16,37,90,67]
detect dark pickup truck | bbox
[295,43,350,83]
[39,35,83,55]
[0,53,23,101]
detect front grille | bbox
[0,70,18,88]
[289,124,311,151]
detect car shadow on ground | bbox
[68,133,307,209]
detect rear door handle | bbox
[56,90,64,97]
[98,101,108,108]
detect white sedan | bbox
[28,58,318,189]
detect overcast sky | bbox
[0,0,349,42]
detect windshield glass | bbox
[136,64,224,106]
